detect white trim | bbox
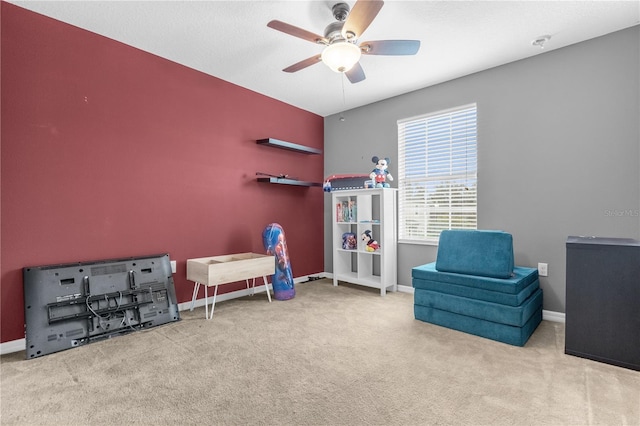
[0,273,565,355]
[397,104,478,244]
[177,284,272,312]
[1,273,326,356]
[178,273,321,311]
[397,284,414,294]
[0,338,26,355]
[398,239,438,247]
[542,310,565,323]
[397,102,478,125]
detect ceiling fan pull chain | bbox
[342,73,346,108]
[340,73,346,122]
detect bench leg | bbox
[207,284,219,320]
[248,278,255,296]
[263,276,272,303]
[204,285,208,319]
[190,282,200,311]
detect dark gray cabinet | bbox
[565,236,640,371]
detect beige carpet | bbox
[1,279,638,425]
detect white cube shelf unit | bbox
[332,188,397,295]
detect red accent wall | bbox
[0,3,324,343]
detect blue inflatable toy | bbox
[262,223,295,300]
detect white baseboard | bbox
[177,273,324,311]
[0,272,564,355]
[0,273,326,356]
[0,338,26,356]
[397,284,414,293]
[542,310,565,323]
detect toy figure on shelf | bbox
[367,156,394,188]
[342,232,357,250]
[362,230,380,252]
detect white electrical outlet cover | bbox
[537,263,548,276]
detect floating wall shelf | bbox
[257,177,322,187]
[256,138,322,155]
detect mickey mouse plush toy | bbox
[369,156,393,188]
[362,230,380,252]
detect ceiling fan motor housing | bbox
[324,21,346,43]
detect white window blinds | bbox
[397,104,477,243]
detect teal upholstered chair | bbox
[412,230,542,346]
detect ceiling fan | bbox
[267,0,420,84]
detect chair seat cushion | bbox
[414,287,543,327]
[414,303,543,347]
[412,262,538,295]
[413,276,539,306]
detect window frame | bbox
[397,103,478,245]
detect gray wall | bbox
[323,26,640,313]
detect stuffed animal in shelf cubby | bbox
[342,232,357,250]
[362,230,380,252]
[368,156,393,188]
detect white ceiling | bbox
[10,1,640,117]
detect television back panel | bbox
[23,253,180,359]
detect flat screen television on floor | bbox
[23,253,180,359]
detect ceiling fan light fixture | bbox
[321,42,361,73]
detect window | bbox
[397,104,477,244]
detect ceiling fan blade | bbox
[283,54,322,73]
[346,62,366,83]
[267,20,328,44]
[360,40,421,55]
[342,0,384,40]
